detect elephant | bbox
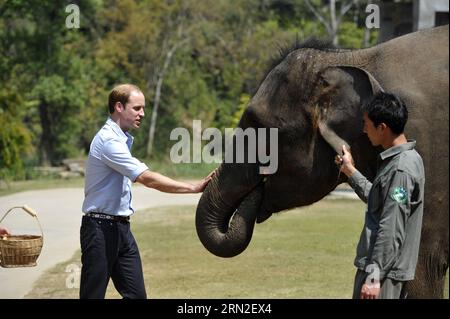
[195,25,449,298]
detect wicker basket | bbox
[0,205,44,268]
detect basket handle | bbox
[23,205,37,217]
[0,206,44,240]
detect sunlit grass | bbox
[26,199,450,299]
[27,199,370,298]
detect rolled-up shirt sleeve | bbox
[348,170,372,204]
[101,139,149,181]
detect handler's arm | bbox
[348,170,372,204]
[135,170,214,193]
[339,145,372,203]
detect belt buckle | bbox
[86,212,129,222]
[87,212,109,220]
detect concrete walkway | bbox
[0,186,202,299]
[0,184,357,299]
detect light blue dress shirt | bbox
[82,117,149,216]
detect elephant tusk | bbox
[318,122,350,155]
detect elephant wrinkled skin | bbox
[196,25,449,298]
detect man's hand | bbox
[360,282,381,299]
[190,169,216,193]
[335,145,356,177]
[136,169,217,193]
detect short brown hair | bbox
[108,84,143,114]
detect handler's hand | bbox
[360,282,381,299]
[335,145,356,177]
[191,169,216,193]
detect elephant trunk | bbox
[195,163,263,258]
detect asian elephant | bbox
[195,25,449,298]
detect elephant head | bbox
[196,42,384,258]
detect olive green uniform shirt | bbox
[348,140,425,281]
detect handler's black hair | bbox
[363,92,409,135]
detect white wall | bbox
[414,0,449,30]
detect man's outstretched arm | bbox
[135,170,215,193]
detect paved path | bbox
[0,186,202,299]
[0,185,356,299]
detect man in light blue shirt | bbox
[82,116,149,216]
[80,84,214,299]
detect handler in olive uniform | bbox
[336,92,425,299]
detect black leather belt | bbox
[85,212,130,222]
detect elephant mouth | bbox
[255,184,273,224]
[239,179,272,224]
[233,178,273,224]
[256,174,277,223]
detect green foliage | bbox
[339,21,366,49]
[339,21,378,49]
[232,93,251,128]
[0,88,32,180]
[0,0,378,179]
[30,75,83,163]
[166,56,219,126]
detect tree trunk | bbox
[146,71,164,158]
[330,0,338,46]
[305,0,359,47]
[39,102,51,166]
[146,40,188,157]
[362,0,372,48]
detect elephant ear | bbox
[340,66,385,95]
[316,66,385,155]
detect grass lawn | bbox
[26,198,367,298]
[20,197,450,299]
[5,163,447,298]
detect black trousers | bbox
[79,216,147,299]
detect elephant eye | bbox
[318,76,329,87]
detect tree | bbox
[305,0,359,46]
[0,0,378,178]
[0,87,32,180]
[0,0,104,165]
